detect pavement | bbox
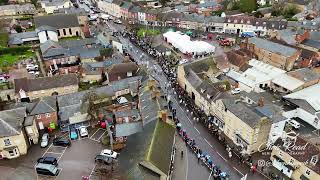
[172,133,188,180]
[108,20,268,180]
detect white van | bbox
[288,119,301,129]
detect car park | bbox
[35,163,59,176]
[53,137,71,147]
[37,156,58,166]
[94,155,113,165]
[79,126,88,137]
[100,149,119,159]
[40,133,50,148]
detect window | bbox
[311,155,318,166]
[289,159,294,164]
[306,169,311,176]
[69,28,72,35]
[63,29,66,35]
[45,113,51,117]
[4,139,11,146]
[279,151,283,157]
[36,114,41,119]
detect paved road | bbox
[105,21,268,180]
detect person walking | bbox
[228,151,232,159]
[197,153,201,163]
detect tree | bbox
[159,0,170,6]
[15,25,23,33]
[238,0,257,13]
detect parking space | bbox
[89,128,106,142]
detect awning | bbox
[242,32,255,37]
[3,146,17,151]
[300,174,310,180]
[284,163,295,170]
[235,133,250,145]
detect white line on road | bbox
[194,127,200,134]
[45,152,64,155]
[204,138,213,148]
[41,143,53,157]
[217,152,227,162]
[89,164,96,179]
[97,130,106,142]
[186,145,188,180]
[233,167,244,176]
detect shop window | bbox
[45,113,51,118]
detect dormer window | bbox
[240,20,243,23]
[263,22,266,25]
[200,88,205,93]
[247,21,250,24]
[228,19,231,22]
[256,22,258,25]
[207,94,212,99]
[311,155,318,166]
[234,19,238,23]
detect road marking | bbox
[204,138,213,148]
[45,152,63,155]
[89,128,103,139]
[89,164,96,179]
[97,130,107,142]
[57,147,67,163]
[217,152,227,162]
[185,145,188,180]
[194,127,200,134]
[42,143,53,157]
[233,167,244,176]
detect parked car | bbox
[231,88,241,95]
[95,155,113,165]
[114,19,122,24]
[28,71,40,76]
[179,59,188,65]
[37,156,58,166]
[288,119,301,129]
[26,64,39,71]
[40,133,50,148]
[0,77,8,83]
[100,149,119,159]
[35,163,59,176]
[53,137,71,147]
[70,128,78,140]
[79,126,88,137]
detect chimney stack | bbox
[258,97,265,107]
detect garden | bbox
[0,46,35,67]
[137,28,161,38]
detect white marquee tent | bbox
[163,31,215,55]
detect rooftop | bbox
[34,14,79,29]
[0,107,26,137]
[248,37,297,57]
[14,74,78,93]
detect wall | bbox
[57,27,82,38]
[27,85,78,100]
[25,119,39,144]
[0,132,28,159]
[42,1,73,14]
[34,111,58,130]
[81,74,102,83]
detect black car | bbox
[95,155,113,165]
[53,137,71,147]
[37,156,58,166]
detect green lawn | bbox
[137,28,161,38]
[59,36,82,41]
[0,50,35,67]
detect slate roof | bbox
[302,39,320,49]
[114,109,140,120]
[287,68,320,82]
[120,1,131,9]
[8,31,38,45]
[29,96,57,115]
[0,107,26,137]
[142,120,175,176]
[274,136,320,174]
[248,37,297,57]
[34,14,79,29]
[108,62,139,74]
[36,25,57,33]
[14,74,78,93]
[222,98,267,128]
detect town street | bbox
[104,21,268,180]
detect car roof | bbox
[102,149,112,154]
[36,163,56,170]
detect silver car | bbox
[41,133,50,148]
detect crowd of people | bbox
[119,29,283,180]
